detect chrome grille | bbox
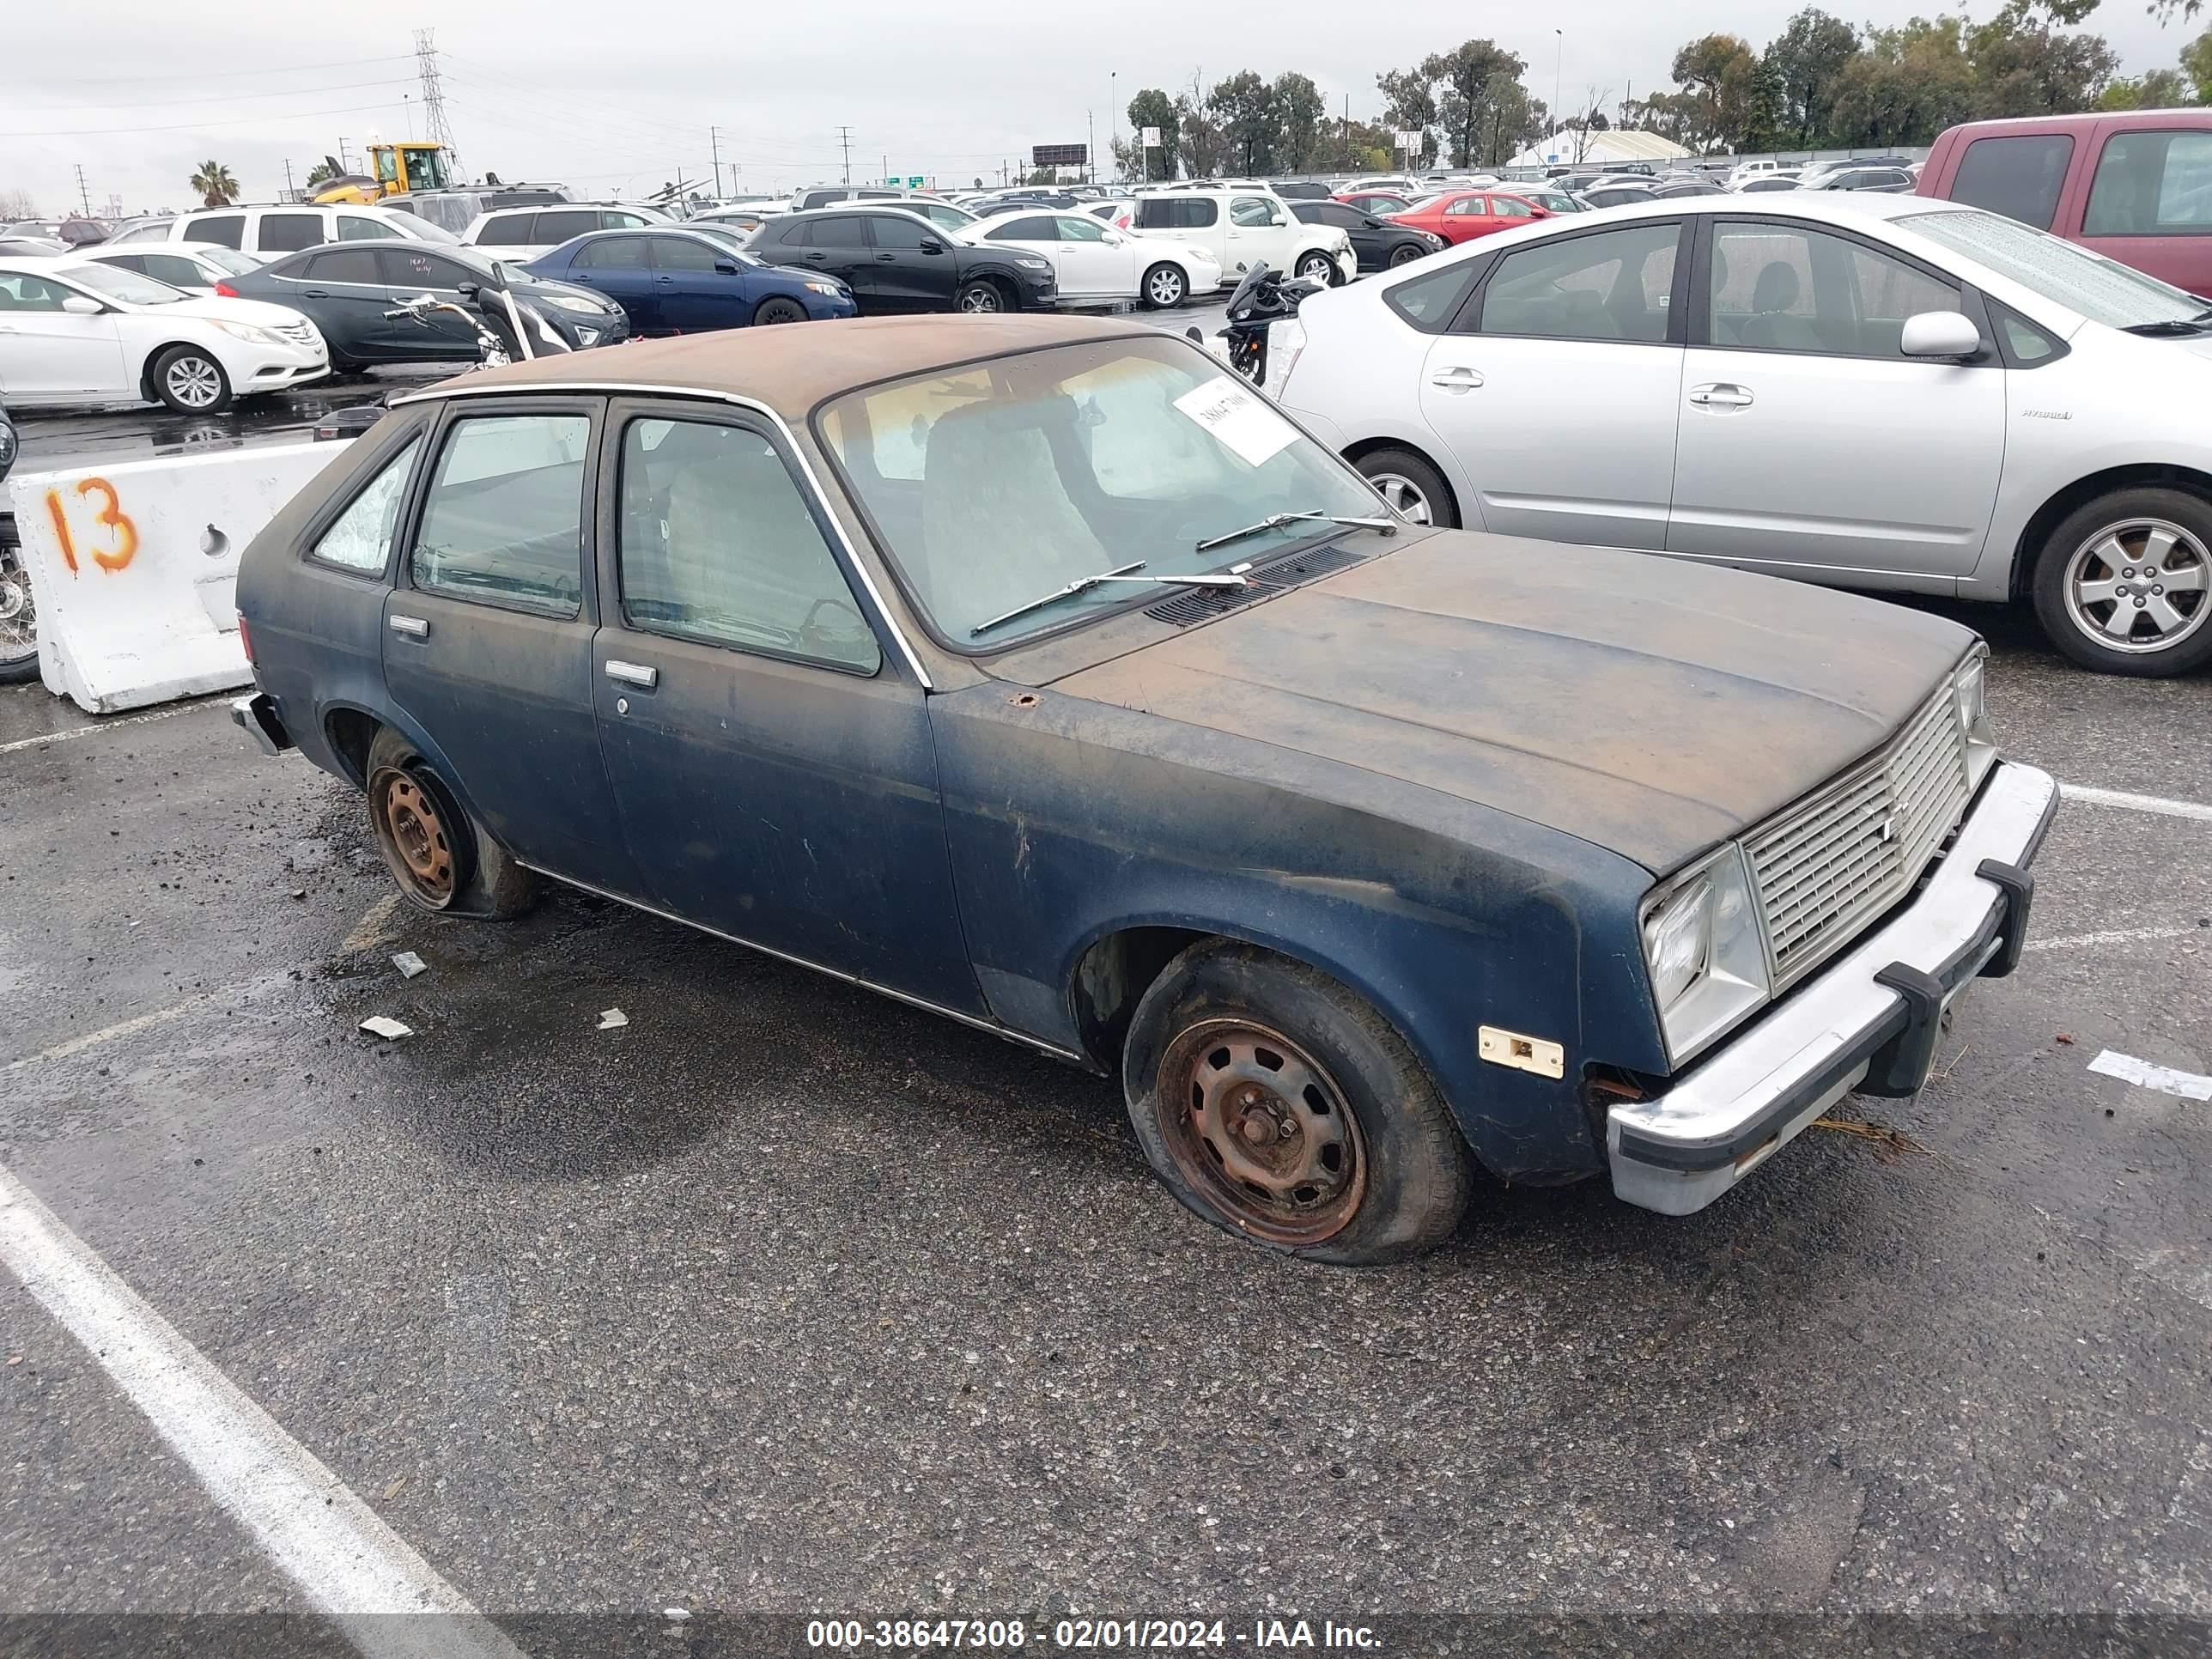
[274,321,320,349]
[1746,686,1971,987]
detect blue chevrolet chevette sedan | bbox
[523,226,857,334]
[229,315,2055,1264]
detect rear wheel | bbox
[365,727,538,919]
[2031,486,2212,677]
[751,296,807,325]
[150,345,231,414]
[956,279,1007,314]
[1123,940,1472,1265]
[1296,251,1340,287]
[0,526,35,685]
[1141,262,1187,308]
[1354,447,1453,528]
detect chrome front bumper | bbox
[1607,761,2058,1217]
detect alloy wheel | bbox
[165,355,223,410]
[1156,1018,1369,1247]
[1366,472,1432,526]
[2062,518,2209,655]
[1297,254,1334,285]
[957,286,1002,313]
[1146,268,1184,307]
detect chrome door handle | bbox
[1689,383,1753,408]
[388,615,429,638]
[1429,366,1484,391]
[605,659,659,689]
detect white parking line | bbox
[0,1164,525,1659]
[0,698,222,757]
[2059,783,2212,824]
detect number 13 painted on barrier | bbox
[43,478,141,574]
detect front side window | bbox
[1055,215,1107,243]
[818,337,1385,646]
[650,236,720,270]
[380,247,463,290]
[185,214,243,248]
[869,215,930,250]
[1492,196,1534,219]
[989,216,1056,242]
[2085,130,2212,237]
[313,436,421,574]
[1949,134,2075,231]
[617,418,878,672]
[1476,222,1680,343]
[410,414,591,616]
[260,212,322,252]
[572,236,649,270]
[1230,197,1279,228]
[1707,223,1958,356]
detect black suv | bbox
[748,208,1055,314]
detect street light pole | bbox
[1553,29,1563,157]
[1110,71,1118,182]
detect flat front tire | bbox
[1123,940,1472,1265]
[365,728,538,920]
[2031,486,2212,677]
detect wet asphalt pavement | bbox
[5,322,2212,1652]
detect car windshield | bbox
[392,215,460,244]
[817,337,1388,647]
[689,227,761,263]
[201,247,261,275]
[1899,208,2202,330]
[63,262,186,305]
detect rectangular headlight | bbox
[1954,647,1996,789]
[1641,844,1771,1066]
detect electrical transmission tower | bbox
[415,28,459,174]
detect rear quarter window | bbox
[1383,259,1480,332]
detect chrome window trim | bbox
[387,380,935,690]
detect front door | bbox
[380,398,643,892]
[862,212,956,311]
[1668,218,2003,579]
[1049,214,1126,296]
[286,247,392,359]
[0,270,125,398]
[589,400,983,1012]
[645,234,734,332]
[375,246,481,361]
[1418,219,1688,549]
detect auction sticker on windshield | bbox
[1173,375,1297,468]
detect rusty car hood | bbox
[1048,531,1977,874]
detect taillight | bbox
[215,280,240,298]
[236,615,254,664]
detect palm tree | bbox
[189,161,239,207]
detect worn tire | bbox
[364,727,538,920]
[1354,447,1455,528]
[149,344,233,414]
[1123,940,1472,1266]
[2030,485,2212,678]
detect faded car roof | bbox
[412,314,1151,419]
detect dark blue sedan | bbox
[523,226,856,334]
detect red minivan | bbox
[1917,110,2212,295]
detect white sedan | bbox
[0,257,326,413]
[967,209,1221,307]
[1273,190,2212,675]
[75,241,263,296]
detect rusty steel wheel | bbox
[1157,1018,1370,1247]
[369,763,459,909]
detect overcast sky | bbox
[4,0,2201,215]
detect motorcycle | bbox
[0,399,31,686]
[319,278,579,441]
[1188,262,1324,387]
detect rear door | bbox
[1418,218,1688,548]
[382,397,644,891]
[567,234,658,331]
[1668,216,2002,580]
[2077,123,2212,295]
[590,398,984,1009]
[788,215,872,300]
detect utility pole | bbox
[710,126,723,199]
[74,164,91,217]
[283,158,296,201]
[1086,111,1095,184]
[1553,29,1564,159]
[1343,95,1350,169]
[338,137,351,174]
[837,126,854,185]
[1110,73,1118,181]
[883,154,889,185]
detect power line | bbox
[0,100,408,140]
[9,76,417,115]
[28,53,412,88]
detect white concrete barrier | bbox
[6,442,349,714]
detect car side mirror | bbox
[1901,310,1982,360]
[456,281,480,301]
[714,258,739,274]
[61,295,103,315]
[920,236,944,254]
[1102,229,1123,245]
[1363,217,1382,230]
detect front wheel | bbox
[151,345,232,414]
[1141,262,1188,308]
[1296,251,1340,287]
[1354,447,1454,528]
[1387,242,1425,268]
[956,280,1006,314]
[0,531,35,685]
[1123,940,1472,1265]
[2031,486,2212,676]
[751,296,808,325]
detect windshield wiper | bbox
[1195,509,1398,554]
[2122,318,2212,337]
[970,560,1252,637]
